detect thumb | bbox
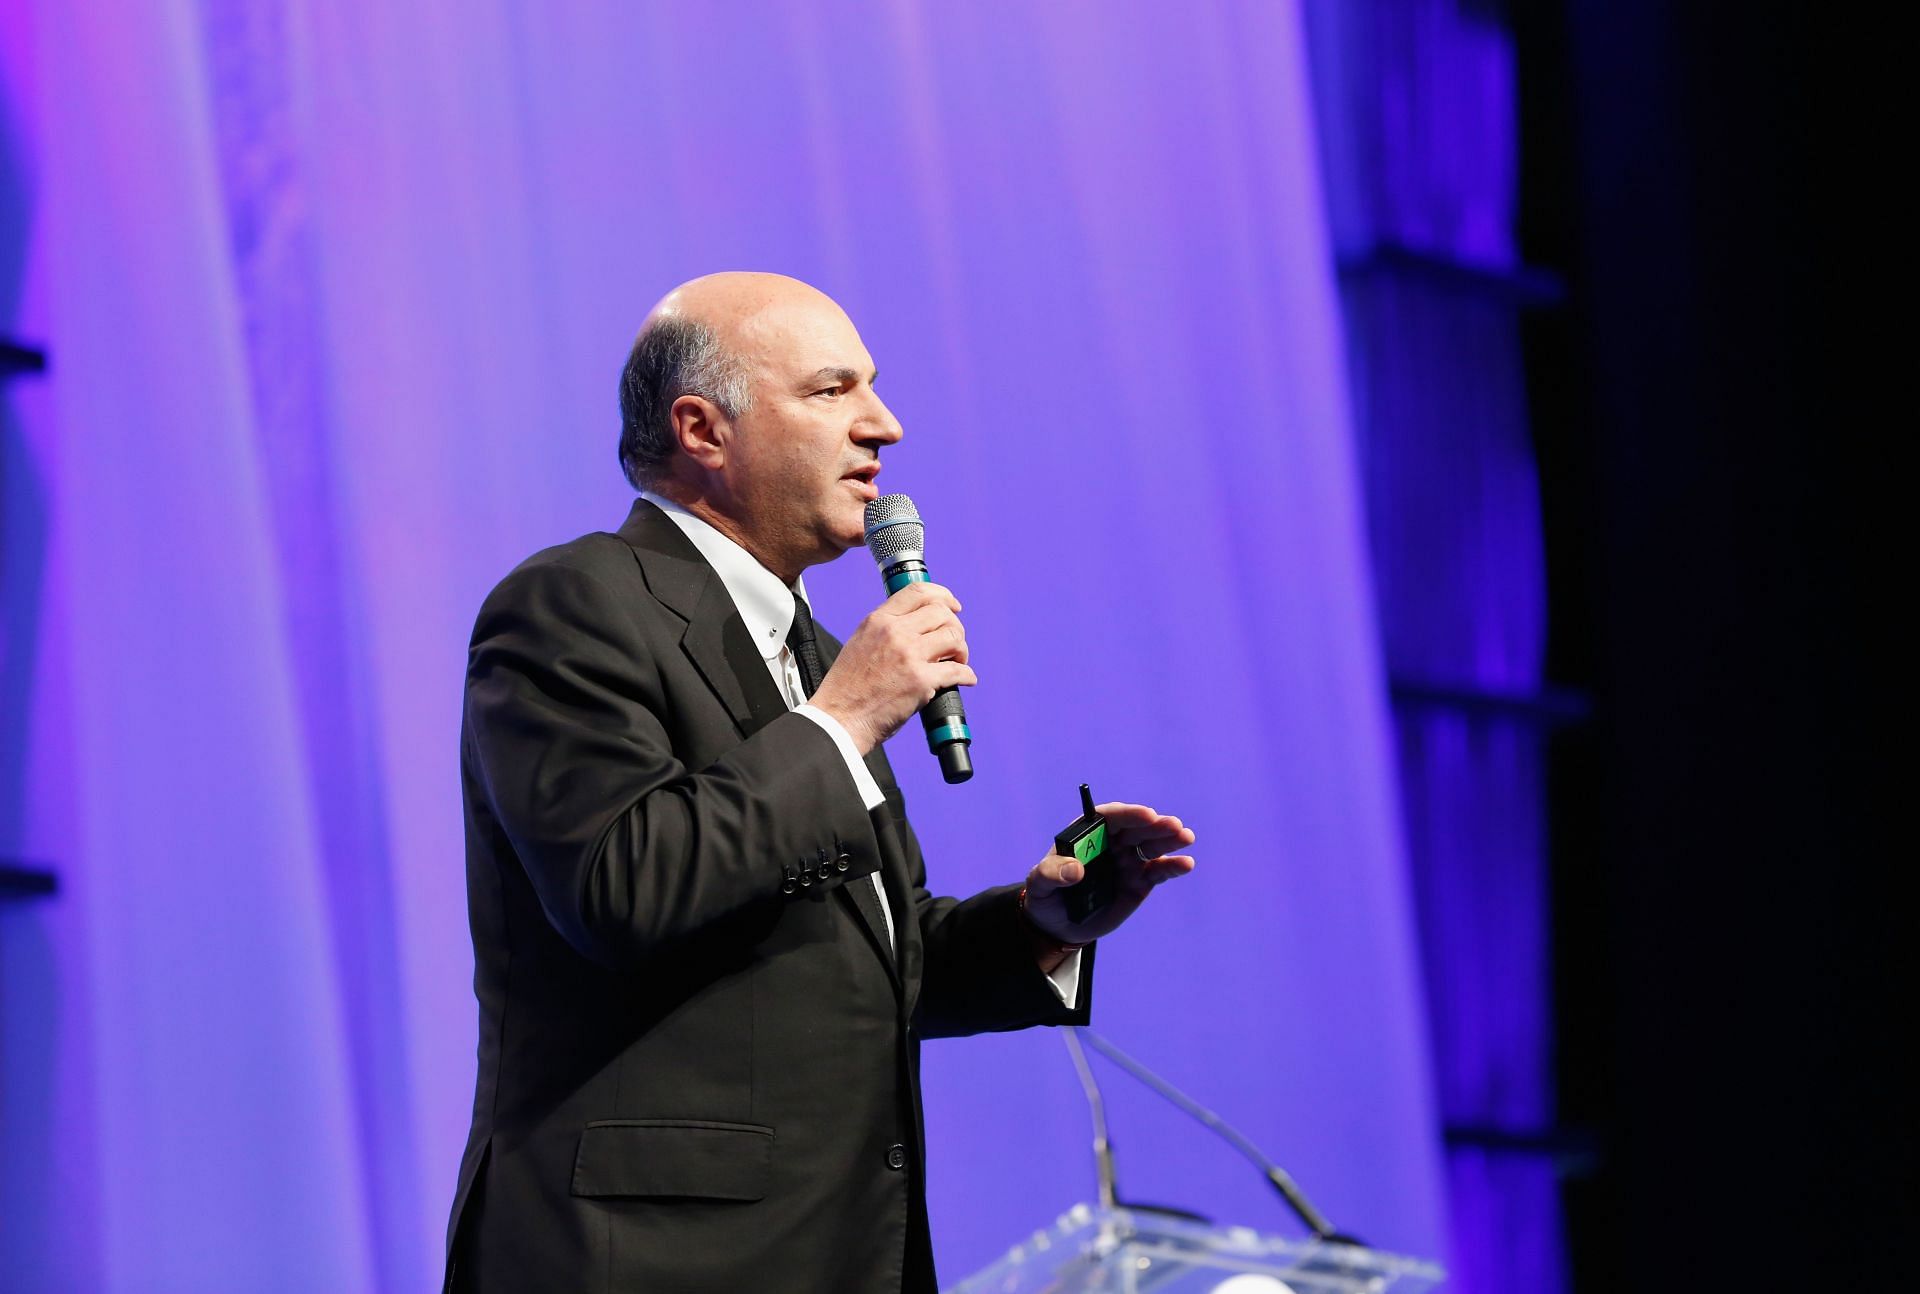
[1025,852,1085,898]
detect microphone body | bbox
[863,494,974,784]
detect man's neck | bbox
[649,483,806,586]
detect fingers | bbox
[820,583,976,752]
[887,599,967,671]
[1096,802,1173,825]
[1028,848,1194,898]
[935,660,978,690]
[885,581,961,616]
[1097,804,1194,853]
[1136,854,1196,884]
[1112,853,1195,901]
[854,584,976,699]
[894,604,968,663]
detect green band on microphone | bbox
[885,568,930,594]
[925,721,971,747]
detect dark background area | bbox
[1517,2,1900,1285]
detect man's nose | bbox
[858,392,905,445]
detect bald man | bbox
[446,273,1196,1293]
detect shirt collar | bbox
[641,492,808,661]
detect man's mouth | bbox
[843,462,881,501]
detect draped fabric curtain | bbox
[1306,2,1565,1290]
[1,3,1448,1288]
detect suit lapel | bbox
[616,499,901,988]
[691,576,791,735]
[617,499,784,736]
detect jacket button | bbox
[885,1144,907,1171]
[835,852,851,872]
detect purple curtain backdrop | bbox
[1306,3,1565,1291]
[1,2,1451,1289]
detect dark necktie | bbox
[786,591,826,699]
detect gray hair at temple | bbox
[617,315,753,489]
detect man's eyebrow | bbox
[798,366,877,389]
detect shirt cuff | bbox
[795,704,886,811]
[1046,948,1084,1010]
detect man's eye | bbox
[813,387,841,398]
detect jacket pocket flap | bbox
[570,1120,772,1201]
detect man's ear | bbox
[669,394,728,471]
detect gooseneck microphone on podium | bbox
[863,493,974,784]
[1062,1028,1360,1246]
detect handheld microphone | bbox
[863,493,973,784]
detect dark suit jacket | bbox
[446,499,1092,1293]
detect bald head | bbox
[618,273,861,490]
[644,271,846,349]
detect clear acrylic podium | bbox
[945,1203,1445,1294]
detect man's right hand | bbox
[808,583,975,754]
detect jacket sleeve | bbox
[875,774,1095,1039]
[465,557,879,971]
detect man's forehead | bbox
[732,294,872,377]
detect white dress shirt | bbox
[641,493,1080,1004]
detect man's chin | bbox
[836,501,872,552]
[807,520,865,567]
[830,525,866,559]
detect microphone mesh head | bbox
[864,493,925,567]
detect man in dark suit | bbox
[446,272,1197,1292]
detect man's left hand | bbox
[1021,802,1196,947]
